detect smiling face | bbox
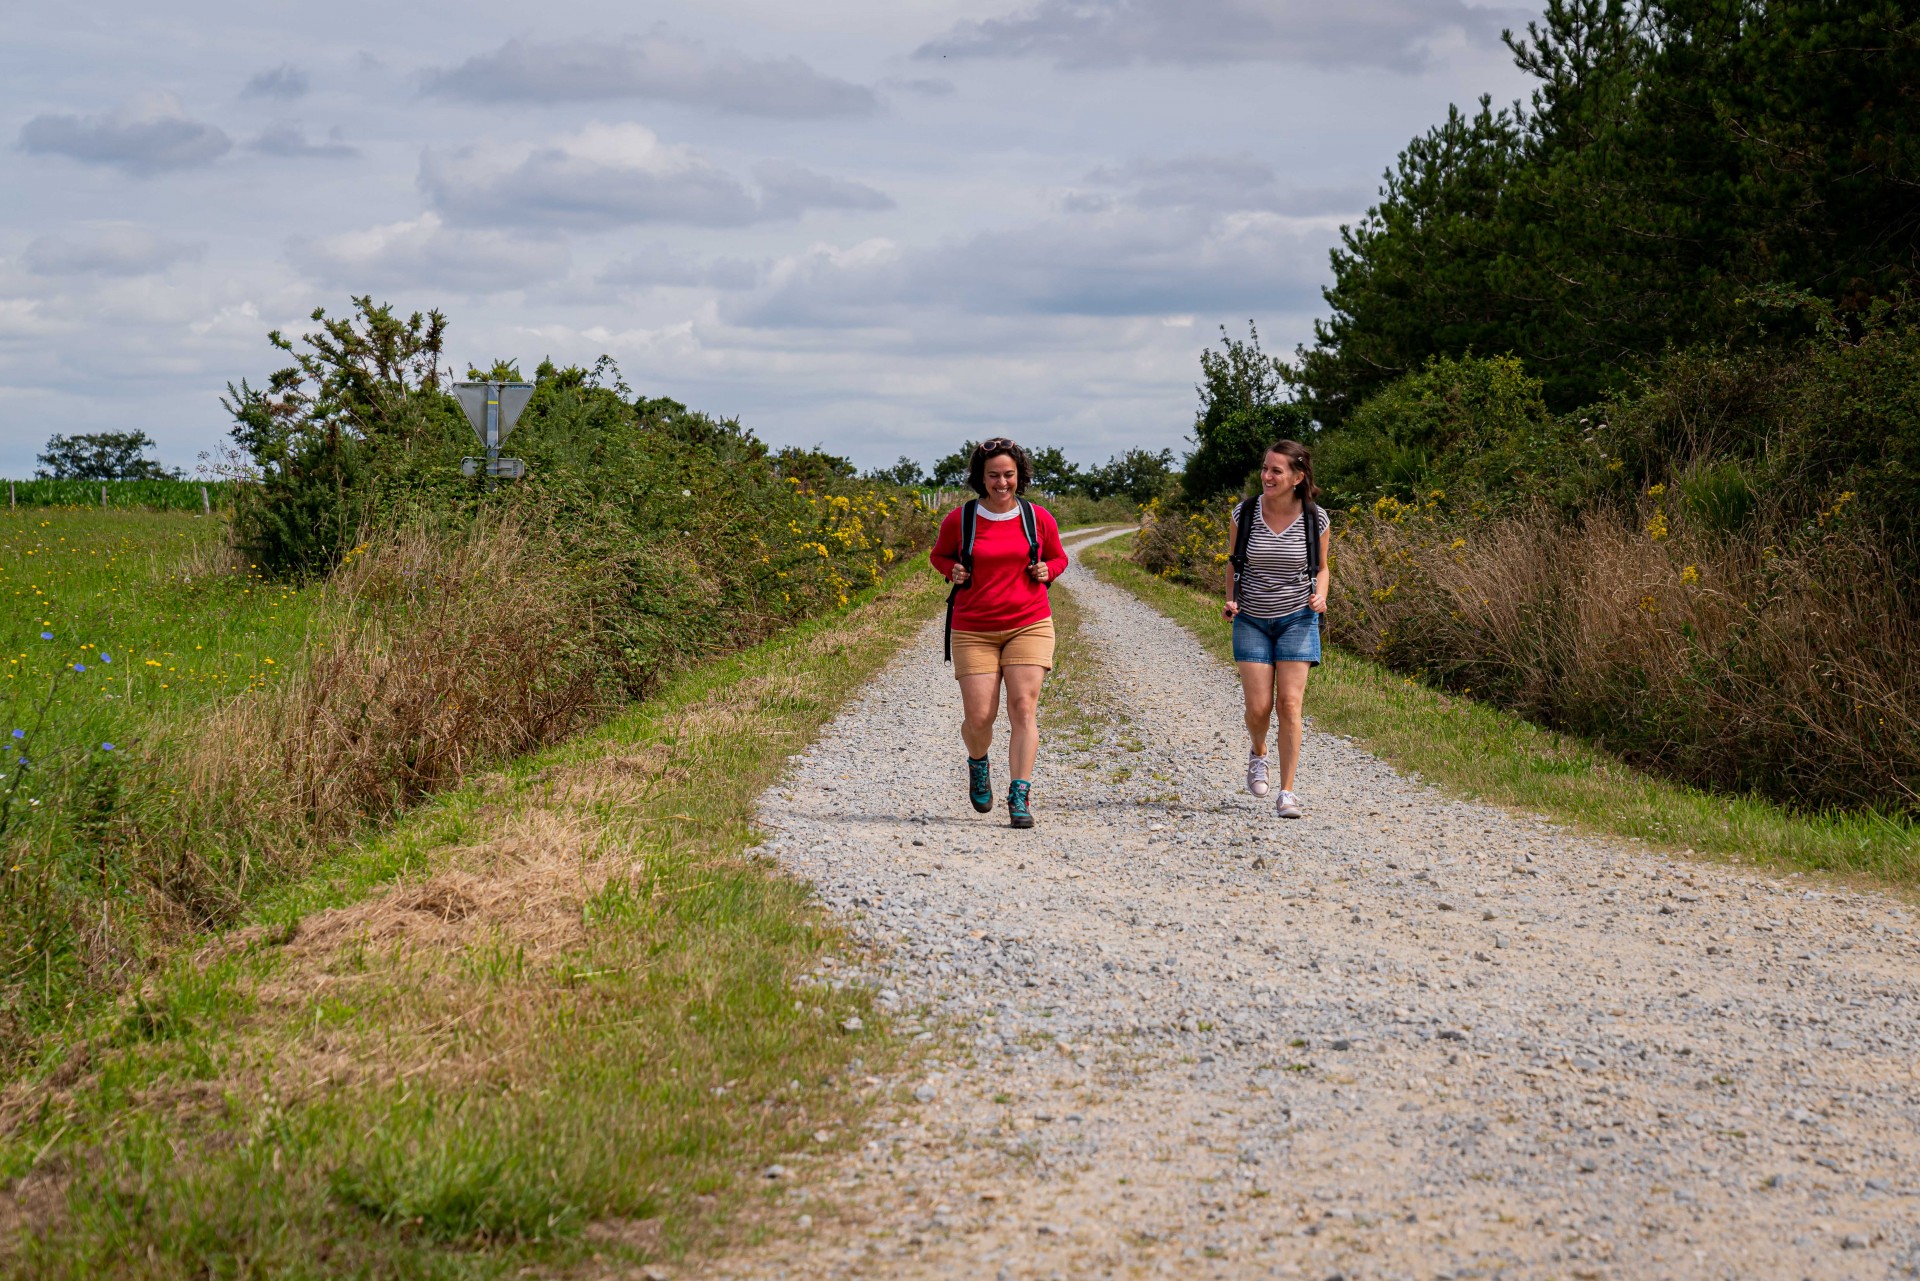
[1260,450,1300,498]
[982,452,1021,504]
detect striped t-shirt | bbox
[1231,499,1328,619]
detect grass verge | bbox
[1083,535,1920,886]
[0,561,948,1278]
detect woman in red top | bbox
[929,438,1070,829]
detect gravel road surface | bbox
[701,530,1920,1281]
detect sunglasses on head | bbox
[979,437,1015,451]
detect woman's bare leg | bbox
[1237,661,1276,756]
[1002,664,1046,779]
[958,672,1002,759]
[1272,661,1311,790]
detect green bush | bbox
[1313,353,1600,512]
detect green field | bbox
[1,478,233,512]
[1,509,319,836]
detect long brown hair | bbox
[1266,439,1319,504]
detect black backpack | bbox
[1228,495,1321,605]
[943,497,1042,661]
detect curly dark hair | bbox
[966,437,1032,497]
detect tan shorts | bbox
[950,618,1056,679]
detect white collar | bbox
[976,502,1021,521]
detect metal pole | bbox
[201,485,211,517]
[101,485,108,510]
[486,382,501,489]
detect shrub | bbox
[1329,498,1920,815]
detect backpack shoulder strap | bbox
[1228,497,1258,572]
[944,499,979,663]
[1017,498,1039,564]
[1304,500,1322,579]
[958,499,980,566]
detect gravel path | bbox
[701,531,1920,1281]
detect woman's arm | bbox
[1032,509,1068,583]
[929,510,963,580]
[1309,520,1331,613]
[1222,501,1241,618]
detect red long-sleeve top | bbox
[929,501,1070,631]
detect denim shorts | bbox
[1231,606,1322,666]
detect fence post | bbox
[101,485,108,510]
[201,485,211,517]
[7,481,12,509]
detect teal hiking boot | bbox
[968,755,993,813]
[1008,779,1034,829]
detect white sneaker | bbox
[1274,789,1303,819]
[1245,754,1270,797]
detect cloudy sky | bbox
[3,0,1536,477]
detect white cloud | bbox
[420,123,891,229]
[918,0,1523,72]
[17,92,231,176]
[23,225,206,277]
[421,29,876,116]
[598,247,762,291]
[287,213,570,293]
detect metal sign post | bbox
[452,380,535,484]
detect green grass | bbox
[1,479,233,512]
[1,561,949,1278]
[1,509,320,825]
[1084,535,1920,887]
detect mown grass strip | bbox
[1,561,949,1279]
[1083,536,1920,887]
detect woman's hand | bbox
[1309,588,1328,614]
[1222,599,1240,620]
[1028,561,1050,583]
[950,565,970,586]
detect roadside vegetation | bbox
[1137,3,1919,826]
[1088,536,1919,886]
[0,562,945,1278]
[1,298,933,1064]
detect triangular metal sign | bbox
[452,382,536,449]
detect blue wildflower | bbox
[100,653,112,663]
[9,730,21,740]
[73,663,86,673]
[40,632,52,641]
[102,742,115,752]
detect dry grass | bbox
[132,513,614,927]
[1333,501,1920,814]
[1087,535,1920,884]
[1,562,949,1279]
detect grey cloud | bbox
[18,93,231,176]
[421,125,893,230]
[754,161,893,220]
[288,214,569,294]
[916,0,1521,73]
[598,249,762,291]
[242,64,309,99]
[250,123,358,159]
[23,225,205,276]
[734,205,1330,330]
[1080,156,1369,216]
[421,30,876,117]
[886,77,957,97]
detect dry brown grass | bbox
[135,513,614,925]
[1333,500,1920,813]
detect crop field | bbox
[0,508,318,840]
[2,478,232,512]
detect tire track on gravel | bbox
[697,531,1920,1281]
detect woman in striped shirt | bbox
[1222,440,1330,818]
